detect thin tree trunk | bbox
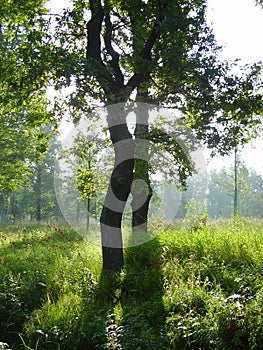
[131,168,152,231]
[36,163,41,221]
[100,118,134,272]
[234,145,238,219]
[87,159,91,230]
[87,198,90,229]
[76,200,80,224]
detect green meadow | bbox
[0,219,263,349]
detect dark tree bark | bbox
[100,118,135,271]
[131,119,152,232]
[131,167,153,232]
[87,198,90,229]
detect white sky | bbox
[207,0,263,63]
[206,0,263,175]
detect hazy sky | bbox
[207,0,263,63]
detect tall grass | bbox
[0,219,262,349]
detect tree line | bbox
[1,136,262,223]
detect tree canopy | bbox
[42,0,262,151]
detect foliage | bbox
[255,0,263,7]
[36,0,263,154]
[183,198,207,232]
[208,160,263,218]
[0,343,12,350]
[0,0,58,192]
[76,165,95,200]
[68,132,108,201]
[0,221,263,349]
[0,98,55,192]
[0,138,62,222]
[56,130,110,220]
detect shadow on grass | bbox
[1,224,167,349]
[81,234,167,350]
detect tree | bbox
[66,131,108,228]
[0,0,58,191]
[3,0,263,270]
[207,159,263,219]
[207,169,233,218]
[0,96,54,191]
[247,170,263,217]
[31,136,62,221]
[0,136,63,222]
[0,0,60,223]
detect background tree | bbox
[0,0,58,191]
[67,132,108,228]
[0,137,62,222]
[31,137,62,221]
[206,161,263,219]
[0,0,60,222]
[247,170,263,217]
[207,169,233,219]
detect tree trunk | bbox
[100,118,134,272]
[36,163,41,221]
[131,158,152,232]
[76,200,80,224]
[87,160,91,230]
[87,198,90,229]
[234,145,238,219]
[131,115,152,232]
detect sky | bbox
[205,0,263,174]
[206,0,263,64]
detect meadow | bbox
[0,219,263,349]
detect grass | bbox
[0,219,263,349]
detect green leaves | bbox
[0,0,59,192]
[0,90,57,191]
[0,0,47,23]
[76,165,95,200]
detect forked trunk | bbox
[131,118,152,232]
[100,118,134,272]
[131,158,152,232]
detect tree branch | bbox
[126,21,161,91]
[86,0,116,98]
[104,14,125,91]
[87,0,104,61]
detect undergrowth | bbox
[0,219,262,349]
